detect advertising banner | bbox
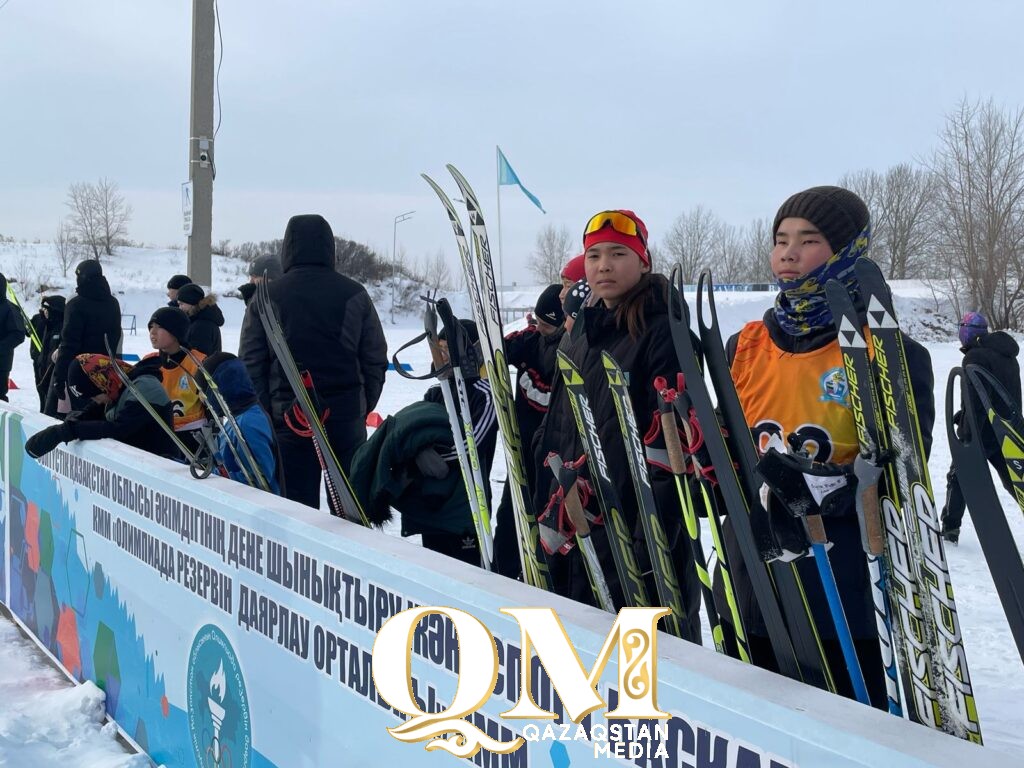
[1,406,983,767]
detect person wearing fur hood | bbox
[175,283,224,355]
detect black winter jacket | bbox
[68,367,176,459]
[506,325,563,456]
[721,307,935,641]
[0,297,26,364]
[349,400,470,532]
[51,274,122,394]
[532,273,701,631]
[185,296,224,356]
[238,228,388,427]
[960,330,1021,458]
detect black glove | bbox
[238,283,256,304]
[757,448,854,561]
[25,422,75,459]
[414,447,449,479]
[758,448,854,519]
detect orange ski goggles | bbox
[583,210,647,247]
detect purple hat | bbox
[959,311,988,347]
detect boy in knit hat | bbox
[717,185,935,708]
[175,282,224,355]
[166,274,192,308]
[137,306,208,436]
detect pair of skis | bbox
[7,282,42,353]
[828,259,982,741]
[946,364,1024,664]
[102,336,216,479]
[393,296,496,569]
[423,166,551,590]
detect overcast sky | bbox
[2,0,1023,285]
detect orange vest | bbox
[144,350,208,432]
[730,321,858,465]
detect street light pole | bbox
[391,210,415,324]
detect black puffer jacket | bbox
[961,330,1021,458]
[239,215,388,427]
[34,297,66,382]
[532,273,701,636]
[50,265,122,401]
[0,275,26,363]
[185,295,224,356]
[68,366,176,459]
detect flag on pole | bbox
[497,146,546,213]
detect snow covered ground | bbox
[1,242,1022,762]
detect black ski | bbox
[556,350,650,608]
[666,266,818,685]
[856,258,981,742]
[963,363,1024,512]
[950,366,1024,663]
[601,350,688,638]
[825,277,918,719]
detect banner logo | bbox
[187,624,252,768]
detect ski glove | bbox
[757,448,855,520]
[756,448,853,562]
[25,422,76,459]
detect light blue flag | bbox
[497,146,546,213]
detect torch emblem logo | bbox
[187,624,251,768]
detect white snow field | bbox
[0,242,1022,763]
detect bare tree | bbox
[737,217,775,282]
[530,223,573,284]
[877,164,937,279]
[841,165,936,279]
[662,206,720,283]
[929,98,1024,328]
[66,182,102,259]
[94,177,132,255]
[416,248,454,294]
[708,223,745,282]
[54,219,76,277]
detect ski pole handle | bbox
[858,480,886,557]
[654,377,688,476]
[803,513,829,546]
[853,453,887,557]
[662,408,688,476]
[562,480,591,537]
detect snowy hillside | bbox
[1,242,1022,763]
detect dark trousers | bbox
[493,482,522,578]
[421,531,482,567]
[942,457,1014,532]
[276,416,366,517]
[0,350,11,402]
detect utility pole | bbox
[391,210,415,324]
[186,0,215,287]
